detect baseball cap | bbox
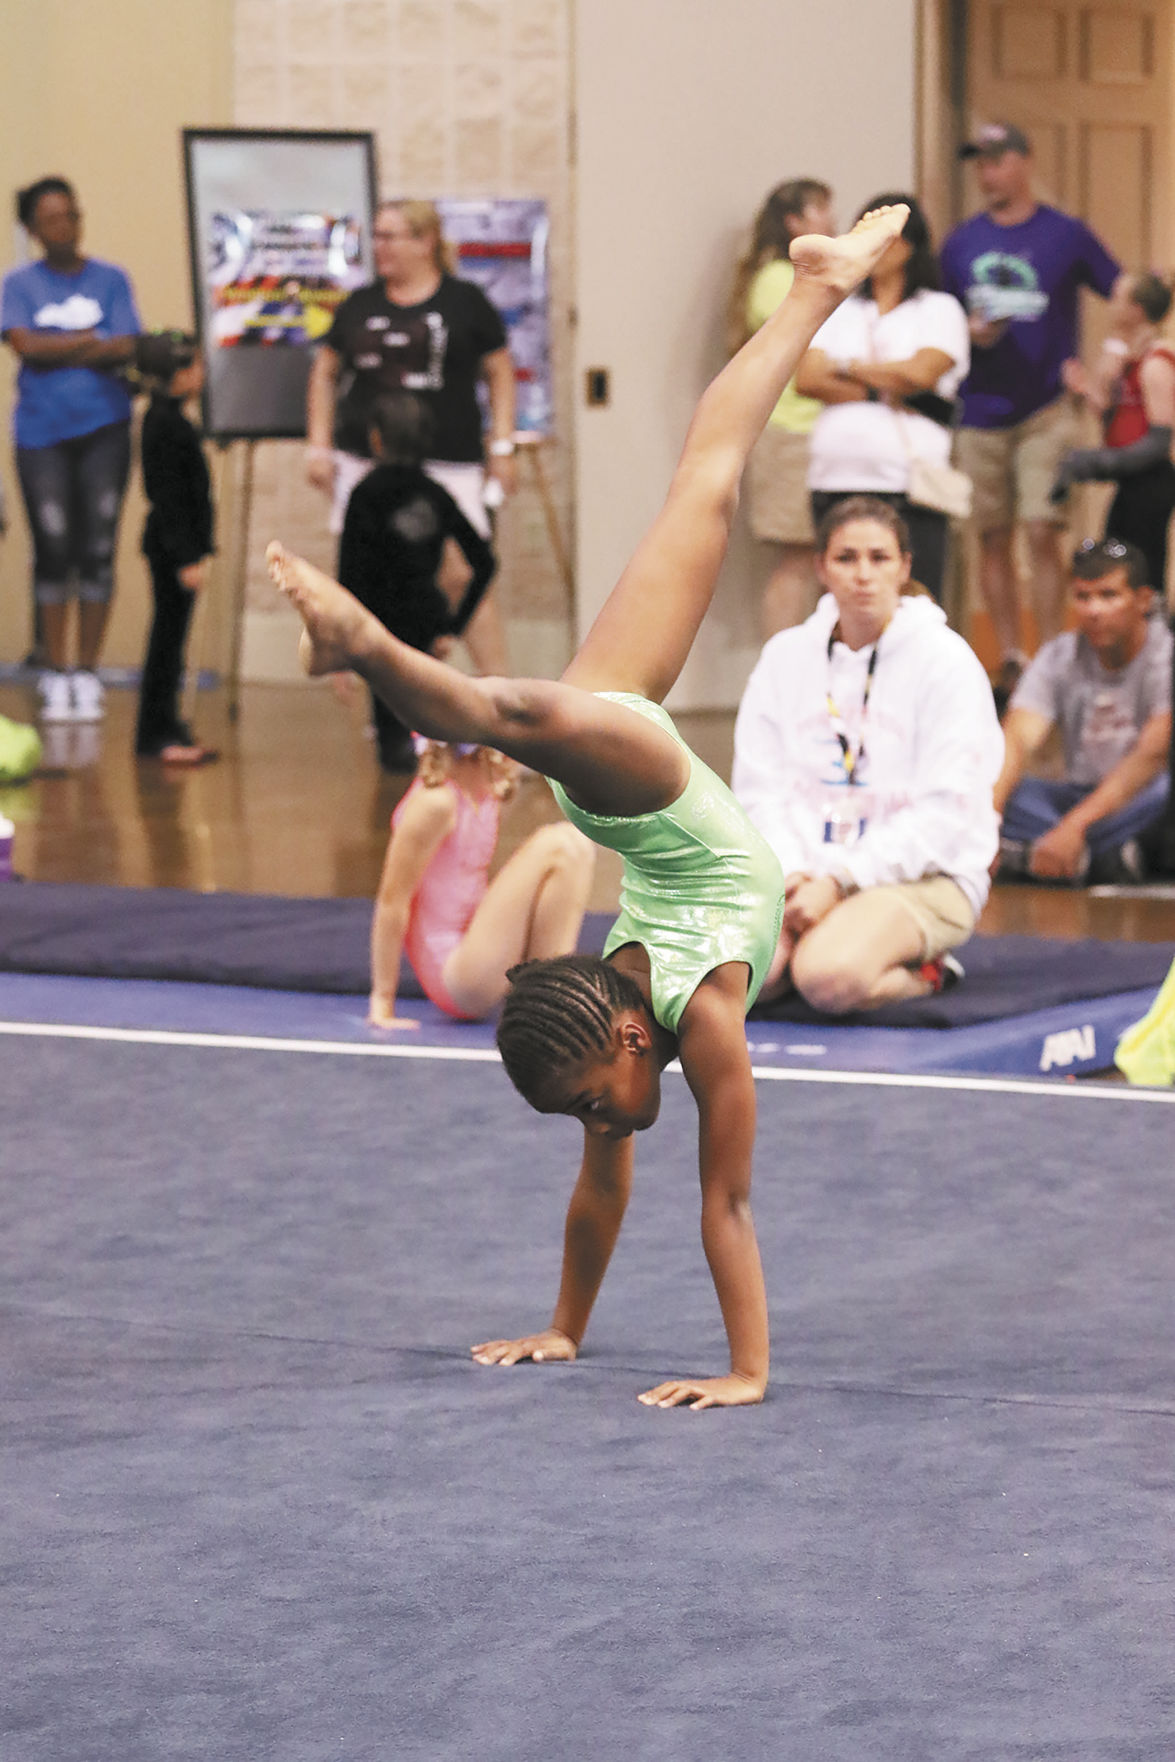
[958,122,1030,160]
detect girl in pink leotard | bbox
[369,740,595,1026]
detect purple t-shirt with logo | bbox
[940,205,1119,429]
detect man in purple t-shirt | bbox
[940,123,1121,706]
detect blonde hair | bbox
[416,740,517,802]
[726,178,832,356]
[378,199,457,275]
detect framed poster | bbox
[437,198,552,436]
[183,129,377,440]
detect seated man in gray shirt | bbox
[994,537,1172,883]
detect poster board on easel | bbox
[434,197,553,437]
[433,198,568,591]
[182,129,377,709]
[183,128,377,441]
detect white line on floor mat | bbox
[0,1018,1172,1103]
[0,1020,499,1063]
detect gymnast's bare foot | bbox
[266,541,373,676]
[789,204,909,295]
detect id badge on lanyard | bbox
[823,629,877,847]
[823,801,867,846]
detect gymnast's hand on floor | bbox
[367,997,420,1030]
[638,1373,766,1411]
[1028,821,1088,880]
[782,875,842,937]
[471,1328,578,1367]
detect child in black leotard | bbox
[339,392,496,770]
[135,331,217,766]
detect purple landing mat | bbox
[0,971,1158,1079]
[0,882,1172,1032]
[4,1036,1175,1761]
[0,881,389,997]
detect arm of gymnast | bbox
[796,346,953,404]
[639,964,769,1412]
[471,1131,635,1368]
[1028,710,1171,880]
[1140,349,1175,433]
[480,345,518,498]
[794,346,868,404]
[993,707,1053,819]
[1061,340,1124,415]
[305,345,341,490]
[845,348,955,400]
[442,503,498,636]
[368,784,457,1028]
[4,325,135,368]
[1053,358,1175,497]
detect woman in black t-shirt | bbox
[306,199,516,673]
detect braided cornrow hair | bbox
[496,954,650,1109]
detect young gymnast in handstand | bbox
[269,205,908,1410]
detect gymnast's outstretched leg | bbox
[561,206,908,705]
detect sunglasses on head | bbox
[1074,538,1129,561]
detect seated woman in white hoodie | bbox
[732,496,1004,1013]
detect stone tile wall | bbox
[233,0,574,677]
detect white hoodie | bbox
[732,593,1004,915]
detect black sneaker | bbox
[997,837,1030,879]
[1088,839,1148,885]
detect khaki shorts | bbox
[867,875,975,962]
[745,423,815,545]
[956,397,1080,531]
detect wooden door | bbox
[963,0,1174,633]
[968,0,1173,260]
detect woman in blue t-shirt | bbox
[0,177,141,724]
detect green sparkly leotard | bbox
[548,693,785,1035]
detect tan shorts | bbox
[745,424,815,545]
[956,397,1080,531]
[866,875,975,962]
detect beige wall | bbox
[233,0,576,683]
[0,0,918,712]
[574,0,919,709]
[0,0,234,668]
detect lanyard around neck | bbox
[826,626,879,785]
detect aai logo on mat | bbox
[1039,1024,1096,1072]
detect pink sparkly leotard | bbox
[395,777,501,1019]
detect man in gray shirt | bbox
[994,538,1172,882]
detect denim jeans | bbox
[15,419,132,605]
[1001,774,1170,855]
